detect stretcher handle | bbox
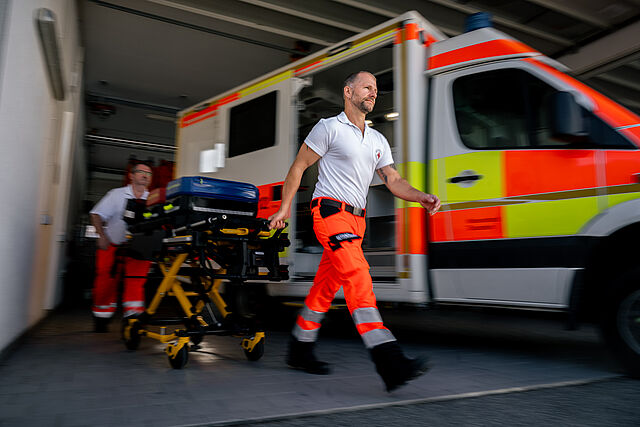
[258,218,271,231]
[258,218,287,239]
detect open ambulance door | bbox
[291,47,399,286]
[290,16,442,304]
[290,14,442,304]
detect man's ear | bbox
[343,85,351,100]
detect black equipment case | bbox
[125,176,260,232]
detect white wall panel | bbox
[0,0,83,352]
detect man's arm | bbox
[268,143,321,229]
[376,164,441,214]
[90,213,111,250]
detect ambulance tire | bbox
[602,268,640,378]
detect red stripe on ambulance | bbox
[429,39,536,70]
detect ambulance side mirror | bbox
[550,91,588,143]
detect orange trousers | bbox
[292,198,396,348]
[92,245,150,319]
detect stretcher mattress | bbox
[166,176,258,203]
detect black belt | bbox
[311,198,366,217]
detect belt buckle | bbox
[352,206,364,217]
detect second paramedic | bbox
[269,71,441,392]
[90,162,153,332]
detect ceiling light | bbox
[86,134,176,152]
[36,9,65,100]
[365,120,373,127]
[384,112,399,121]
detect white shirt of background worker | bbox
[268,71,441,392]
[91,164,151,248]
[89,163,152,332]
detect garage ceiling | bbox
[78,0,640,176]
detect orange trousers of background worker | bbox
[92,245,150,319]
[292,198,396,348]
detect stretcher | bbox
[121,176,289,369]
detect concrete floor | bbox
[0,306,624,426]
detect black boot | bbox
[286,337,330,375]
[94,316,109,333]
[370,341,431,392]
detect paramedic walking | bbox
[90,162,153,332]
[269,71,441,391]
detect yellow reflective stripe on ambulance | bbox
[239,70,293,98]
[294,26,398,76]
[396,161,427,208]
[506,197,599,237]
[443,183,640,211]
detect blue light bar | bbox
[465,12,493,32]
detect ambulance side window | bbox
[452,69,550,149]
[228,91,278,157]
[452,69,634,150]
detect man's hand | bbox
[268,209,289,230]
[97,234,111,250]
[377,165,441,215]
[417,193,441,215]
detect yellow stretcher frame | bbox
[122,226,280,369]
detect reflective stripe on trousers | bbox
[123,300,145,318]
[93,303,117,318]
[291,204,396,348]
[352,307,395,348]
[292,304,326,342]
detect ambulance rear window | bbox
[229,91,278,157]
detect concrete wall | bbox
[0,0,84,351]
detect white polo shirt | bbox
[305,111,394,209]
[90,185,149,245]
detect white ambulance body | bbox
[176,12,640,375]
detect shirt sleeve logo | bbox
[375,149,382,160]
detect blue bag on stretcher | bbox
[164,176,259,222]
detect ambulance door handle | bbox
[448,170,483,185]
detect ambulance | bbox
[175,11,640,376]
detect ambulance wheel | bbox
[169,345,189,369]
[602,268,640,378]
[243,336,265,361]
[122,320,141,351]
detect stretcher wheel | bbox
[168,345,189,369]
[122,320,141,351]
[243,336,265,361]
